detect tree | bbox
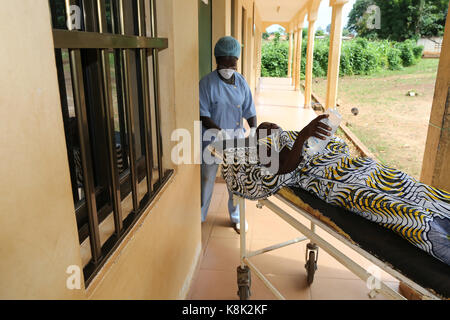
[418,0,448,37]
[347,0,449,41]
[262,32,270,40]
[277,27,286,35]
[342,28,351,37]
[315,27,325,36]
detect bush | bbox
[387,47,403,70]
[261,36,424,78]
[395,41,415,67]
[261,34,289,77]
[413,44,424,60]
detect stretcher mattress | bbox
[278,186,450,299]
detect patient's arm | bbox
[277,115,331,174]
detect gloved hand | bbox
[216,129,231,141]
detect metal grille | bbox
[49,0,172,286]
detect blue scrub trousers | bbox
[201,163,239,223]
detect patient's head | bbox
[256,122,281,141]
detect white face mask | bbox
[218,68,235,80]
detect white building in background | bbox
[418,37,443,57]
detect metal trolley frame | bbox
[233,194,441,300]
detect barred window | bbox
[49,0,172,286]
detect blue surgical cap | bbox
[214,36,241,58]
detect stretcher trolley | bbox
[208,139,450,301]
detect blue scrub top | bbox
[199,70,256,150]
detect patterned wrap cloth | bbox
[221,130,450,266]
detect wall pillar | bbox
[294,26,303,91]
[212,0,231,70]
[292,28,298,86]
[325,1,346,109]
[287,32,293,78]
[304,18,316,108]
[420,4,450,191]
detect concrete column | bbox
[304,18,316,108]
[325,1,346,109]
[420,3,450,191]
[287,32,293,78]
[212,0,232,69]
[294,26,303,91]
[292,29,298,86]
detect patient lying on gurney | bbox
[220,115,450,266]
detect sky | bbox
[266,0,357,33]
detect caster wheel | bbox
[237,266,251,300]
[305,250,317,285]
[238,285,251,300]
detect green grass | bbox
[358,58,439,78]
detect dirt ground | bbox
[311,59,440,180]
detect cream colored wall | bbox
[228,0,262,94]
[0,0,85,299]
[0,0,201,299]
[212,0,232,70]
[89,0,201,299]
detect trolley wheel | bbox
[236,266,251,300]
[305,250,317,285]
[238,285,251,300]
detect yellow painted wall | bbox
[227,0,262,94]
[0,0,201,299]
[212,0,232,70]
[0,0,85,299]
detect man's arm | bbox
[241,79,257,129]
[277,115,331,174]
[246,116,257,129]
[200,116,221,131]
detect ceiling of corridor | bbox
[255,0,310,22]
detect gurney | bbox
[208,138,450,300]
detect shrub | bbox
[413,44,424,60]
[396,40,416,67]
[261,36,289,77]
[387,47,403,70]
[260,36,423,79]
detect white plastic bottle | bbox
[306,107,342,156]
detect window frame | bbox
[50,0,172,286]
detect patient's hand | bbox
[300,115,332,141]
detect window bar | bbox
[149,0,164,181]
[119,0,139,212]
[110,0,129,172]
[65,0,102,263]
[55,49,80,202]
[97,0,123,235]
[69,48,103,263]
[137,0,154,195]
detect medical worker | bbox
[199,36,257,233]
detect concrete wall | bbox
[417,37,443,54]
[226,0,262,94]
[212,0,232,70]
[0,0,84,299]
[0,0,201,299]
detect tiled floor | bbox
[187,183,399,300]
[187,77,400,300]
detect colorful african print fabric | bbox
[221,131,450,266]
